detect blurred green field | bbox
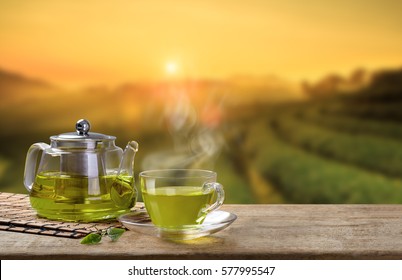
[223,69,402,203]
[239,113,402,203]
[299,109,402,140]
[273,114,402,178]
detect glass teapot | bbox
[23,119,139,222]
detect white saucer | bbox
[118,210,237,241]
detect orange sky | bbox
[0,0,402,88]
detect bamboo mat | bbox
[0,192,141,239]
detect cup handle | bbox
[202,182,225,214]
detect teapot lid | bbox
[50,119,116,142]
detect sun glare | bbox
[165,62,178,75]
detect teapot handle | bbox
[24,143,51,192]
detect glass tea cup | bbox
[139,169,225,229]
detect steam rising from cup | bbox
[142,82,225,170]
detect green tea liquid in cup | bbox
[139,169,224,229]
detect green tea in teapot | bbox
[24,119,139,222]
[30,171,136,222]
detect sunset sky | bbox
[0,0,401,87]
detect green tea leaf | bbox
[80,233,102,245]
[106,227,125,241]
[110,180,135,208]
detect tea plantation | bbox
[231,69,402,203]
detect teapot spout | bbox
[110,141,139,208]
[118,141,139,176]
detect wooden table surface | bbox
[1,204,402,259]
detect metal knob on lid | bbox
[50,119,115,141]
[76,119,91,136]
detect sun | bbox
[165,62,178,75]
